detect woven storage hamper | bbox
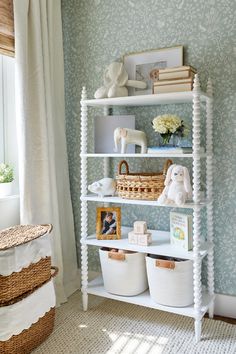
[0,271,57,354]
[116,159,172,201]
[0,224,53,304]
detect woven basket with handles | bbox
[0,267,58,354]
[116,159,172,201]
[0,224,53,305]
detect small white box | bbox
[133,221,147,234]
[138,233,152,246]
[128,231,138,244]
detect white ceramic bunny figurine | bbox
[158,164,192,206]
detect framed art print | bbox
[123,46,183,95]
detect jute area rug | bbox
[33,291,236,354]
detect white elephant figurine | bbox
[88,178,116,197]
[94,62,147,99]
[114,127,147,154]
[157,164,192,206]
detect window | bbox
[0,54,18,194]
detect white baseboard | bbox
[214,293,236,319]
[83,271,235,319]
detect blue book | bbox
[147,146,193,154]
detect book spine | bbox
[153,83,192,94]
[159,70,196,81]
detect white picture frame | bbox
[123,46,183,95]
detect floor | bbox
[32,291,236,354]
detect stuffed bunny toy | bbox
[158,164,192,206]
[94,62,146,99]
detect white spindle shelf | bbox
[81,194,210,209]
[81,152,209,158]
[80,83,214,343]
[84,227,210,260]
[87,276,215,319]
[82,91,212,107]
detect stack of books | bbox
[153,66,197,94]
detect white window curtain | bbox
[13,0,79,305]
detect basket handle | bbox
[155,259,175,269]
[41,223,53,234]
[51,266,59,277]
[163,159,173,176]
[118,160,129,175]
[108,251,126,261]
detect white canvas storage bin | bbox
[99,248,148,296]
[146,254,193,307]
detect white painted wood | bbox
[214,294,236,319]
[83,270,236,320]
[206,78,215,319]
[80,87,88,311]
[82,91,211,107]
[81,152,208,158]
[80,82,214,341]
[84,271,235,320]
[87,275,214,319]
[192,74,203,341]
[86,226,209,260]
[81,194,210,209]
[194,319,202,343]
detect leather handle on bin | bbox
[155,259,175,269]
[108,252,126,261]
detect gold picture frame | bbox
[123,45,184,95]
[96,207,121,240]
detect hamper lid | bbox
[0,224,53,250]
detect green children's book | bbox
[170,212,193,251]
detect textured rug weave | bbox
[33,291,236,354]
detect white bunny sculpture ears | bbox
[94,62,147,99]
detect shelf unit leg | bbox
[194,319,202,343]
[208,302,214,319]
[81,87,88,311]
[206,79,215,318]
[192,74,203,341]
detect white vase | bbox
[0,182,13,197]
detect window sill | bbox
[0,194,19,202]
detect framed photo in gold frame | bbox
[96,207,121,240]
[123,46,183,95]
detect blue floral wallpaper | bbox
[61,0,236,296]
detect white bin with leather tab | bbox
[99,248,148,296]
[146,254,193,307]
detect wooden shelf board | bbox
[81,194,209,209]
[87,275,214,319]
[82,91,211,107]
[85,227,208,260]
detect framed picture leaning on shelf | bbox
[96,207,121,240]
[123,45,183,95]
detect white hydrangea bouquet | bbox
[152,114,189,145]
